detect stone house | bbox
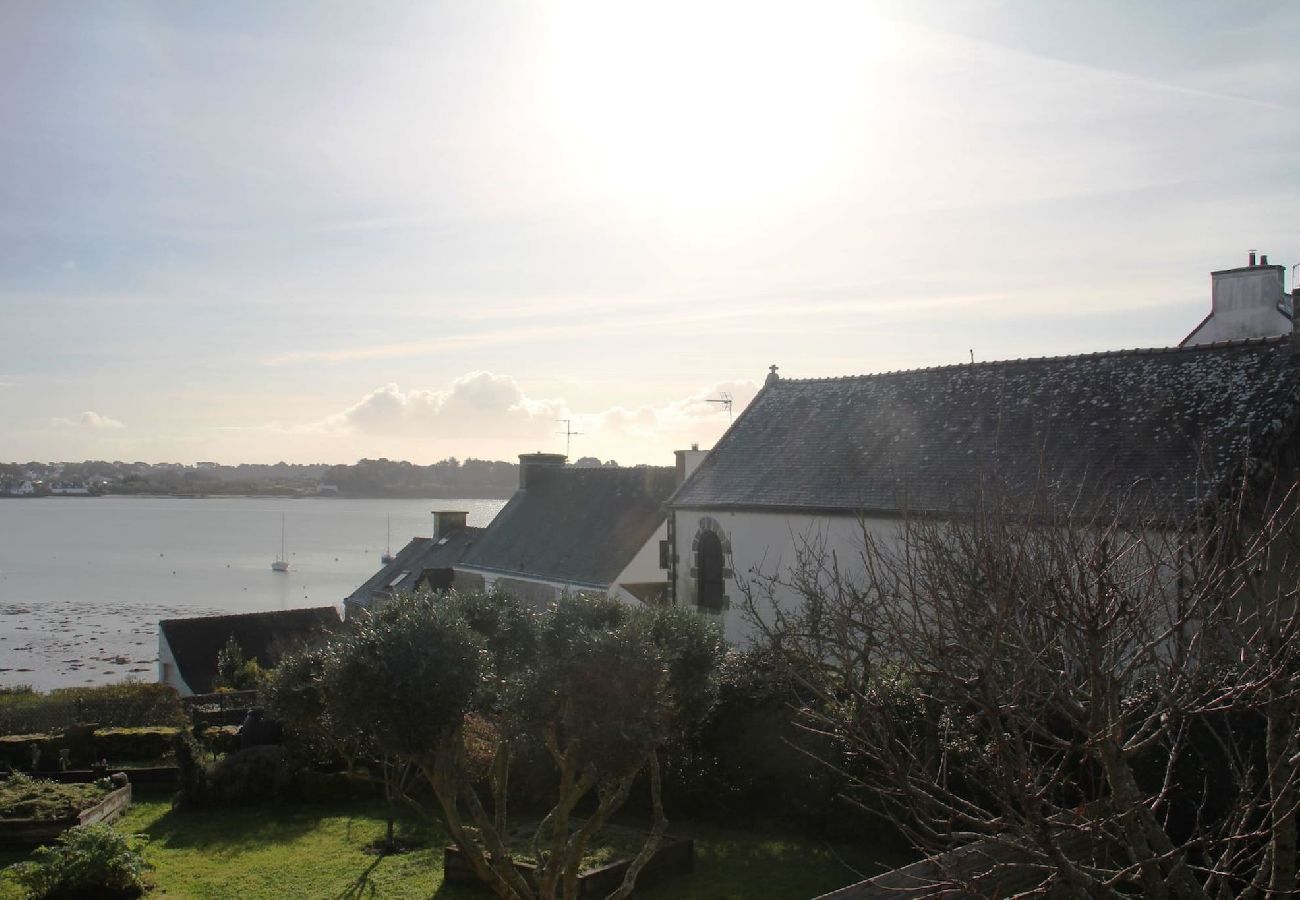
[452,453,679,607]
[668,322,1300,644]
[342,511,482,620]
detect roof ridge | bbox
[777,335,1291,383]
[160,606,338,626]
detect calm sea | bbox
[0,496,506,691]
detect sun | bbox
[540,0,900,217]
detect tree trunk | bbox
[1097,742,1208,900]
[607,749,667,900]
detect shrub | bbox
[662,648,897,842]
[10,823,151,899]
[170,729,208,811]
[203,745,303,807]
[213,638,267,692]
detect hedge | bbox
[0,683,185,736]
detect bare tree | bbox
[742,478,1300,898]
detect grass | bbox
[0,795,911,899]
[0,774,111,820]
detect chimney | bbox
[674,447,708,486]
[432,510,467,539]
[518,452,566,489]
[1210,258,1286,316]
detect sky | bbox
[2,0,1299,466]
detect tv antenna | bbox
[555,419,584,457]
[706,392,734,420]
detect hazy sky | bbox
[3,1,1298,465]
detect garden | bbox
[0,597,913,898]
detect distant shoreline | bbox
[1,492,513,501]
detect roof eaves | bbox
[454,562,609,591]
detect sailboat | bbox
[380,515,394,565]
[272,513,290,572]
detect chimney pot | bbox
[1261,254,1269,266]
[1249,250,1257,266]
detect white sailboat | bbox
[272,513,290,572]
[381,514,394,565]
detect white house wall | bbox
[611,521,669,605]
[671,508,901,645]
[156,633,191,696]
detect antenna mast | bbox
[555,419,584,457]
[706,392,734,420]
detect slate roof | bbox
[159,606,341,694]
[671,337,1300,519]
[459,466,676,587]
[342,526,482,614]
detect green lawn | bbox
[1,796,910,899]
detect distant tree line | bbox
[0,457,520,499]
[321,457,518,498]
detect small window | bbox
[658,539,670,569]
[386,570,411,589]
[696,531,725,611]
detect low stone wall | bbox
[41,766,179,791]
[0,780,133,851]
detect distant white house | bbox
[9,481,36,496]
[158,607,341,695]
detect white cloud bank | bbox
[51,411,126,430]
[293,371,756,463]
[314,372,566,440]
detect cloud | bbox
[51,411,126,430]
[284,372,753,462]
[311,372,566,439]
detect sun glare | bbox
[542,1,897,216]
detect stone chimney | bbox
[674,445,708,487]
[432,510,467,539]
[1211,256,1286,317]
[518,452,566,489]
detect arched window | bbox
[696,530,725,611]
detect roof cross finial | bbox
[766,364,780,386]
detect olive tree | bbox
[272,590,722,900]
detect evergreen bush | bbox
[10,823,151,899]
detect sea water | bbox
[0,496,505,690]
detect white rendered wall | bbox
[671,508,901,645]
[1182,266,1289,346]
[611,522,669,606]
[156,633,192,696]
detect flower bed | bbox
[443,822,694,897]
[0,773,133,850]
